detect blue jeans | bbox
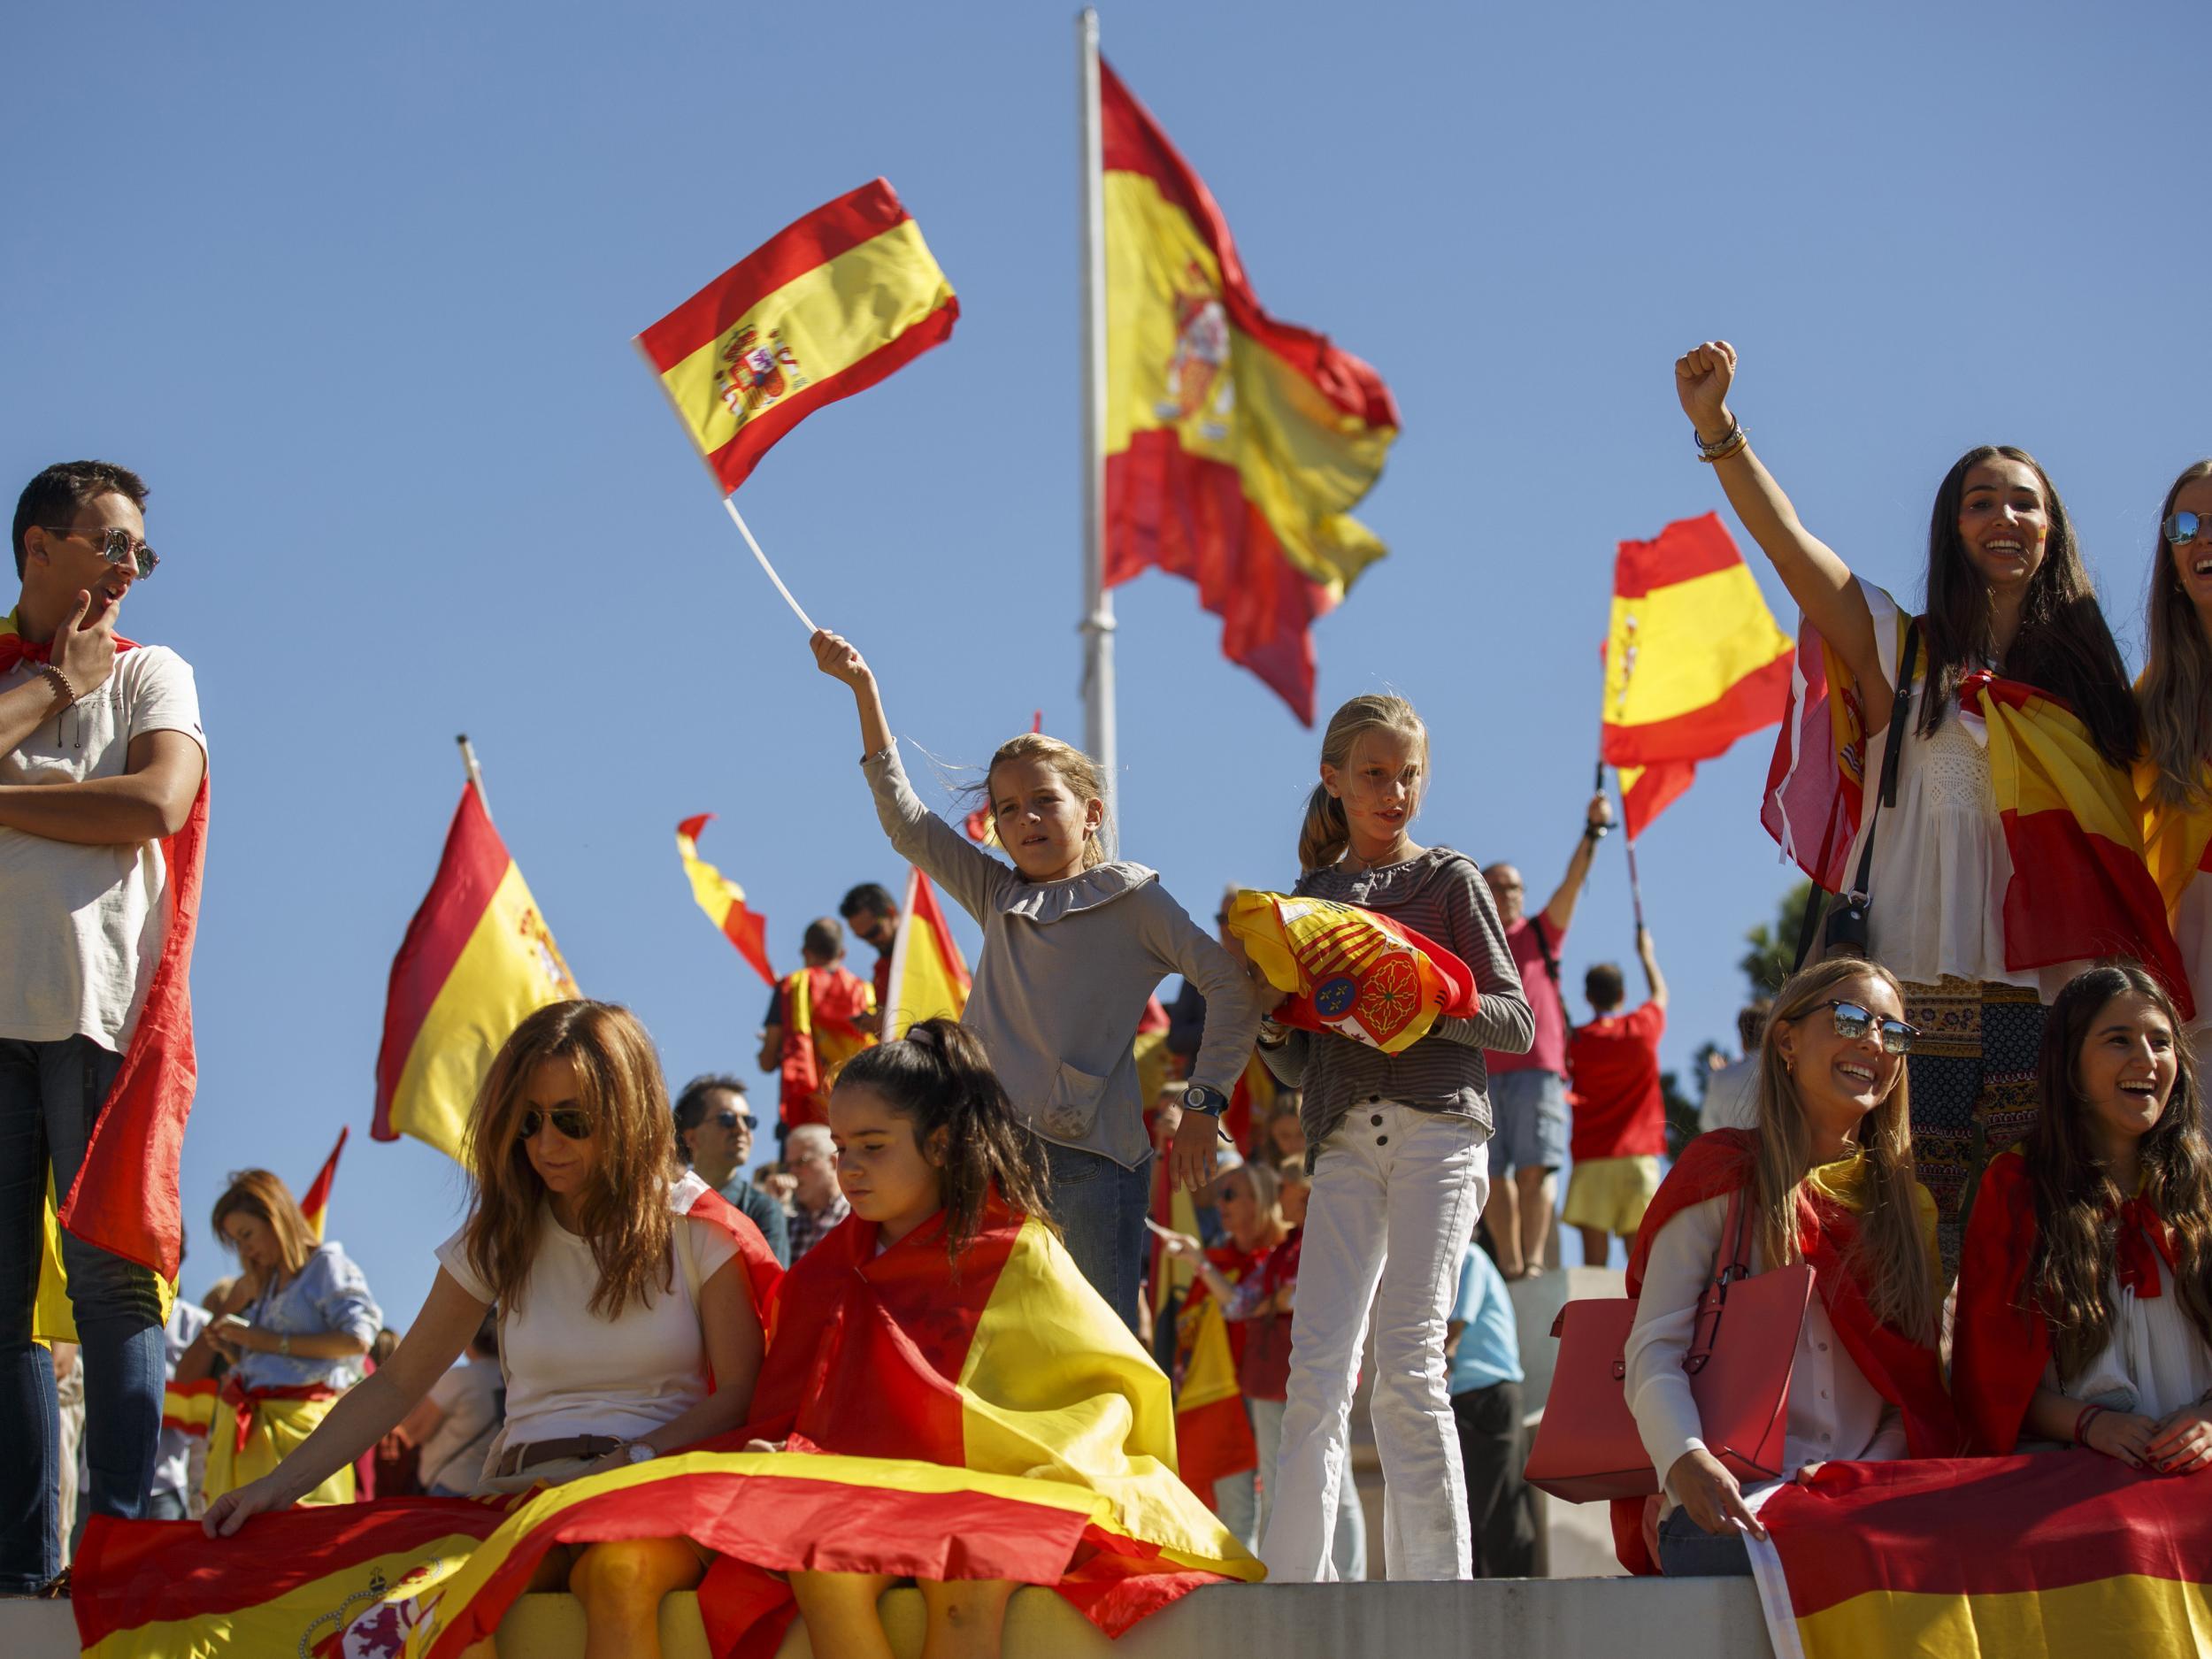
[0,1037,166,1591]
[1040,1141,1148,1330]
[1655,1502,1755,1577]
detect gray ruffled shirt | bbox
[863,743,1260,1170]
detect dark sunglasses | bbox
[517,1106,592,1141]
[42,524,158,580]
[714,1108,752,1130]
[1826,1001,1917,1055]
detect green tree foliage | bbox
[1739,879,1818,996]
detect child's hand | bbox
[1674,340,1737,441]
[810,628,872,688]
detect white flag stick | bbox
[723,497,817,634]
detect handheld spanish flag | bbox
[676,815,776,987]
[1100,63,1399,725]
[373,782,580,1164]
[297,1127,347,1241]
[878,868,969,1040]
[1601,513,1794,839]
[1226,890,1478,1055]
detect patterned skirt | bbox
[1899,975,2047,1278]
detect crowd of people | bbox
[8,333,2212,1650]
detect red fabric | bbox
[0,627,207,1279]
[1610,1128,1960,1573]
[1618,760,1699,842]
[1567,1002,1667,1161]
[777,964,875,1129]
[683,1184,786,1340]
[1489,917,1568,1076]
[1239,1232,1302,1402]
[1951,1150,2185,1455]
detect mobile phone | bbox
[217,1313,252,1332]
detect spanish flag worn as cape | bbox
[1761,585,2188,1018]
[776,964,875,1129]
[1951,1148,2185,1455]
[2137,755,2212,918]
[1610,1128,1959,1575]
[0,611,207,1282]
[73,1180,784,1659]
[1742,1454,2212,1659]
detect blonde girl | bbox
[810,627,1260,1326]
[1254,693,1533,1582]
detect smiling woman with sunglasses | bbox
[1615,956,1957,1577]
[198,1001,779,1659]
[2135,460,2212,1074]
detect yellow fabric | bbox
[881,870,969,1039]
[657,219,956,459]
[204,1392,355,1508]
[676,821,745,931]
[1152,1182,1201,1316]
[35,1168,175,1347]
[1225,888,1455,1055]
[958,1217,1262,1578]
[1802,1149,1942,1300]
[1977,683,2144,849]
[1172,1293,1242,1416]
[1793,1577,2212,1659]
[386,860,578,1164]
[1562,1155,1662,1236]
[2136,757,2212,915]
[1604,564,1791,730]
[1102,170,1394,605]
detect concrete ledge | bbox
[10,1578,1776,1656]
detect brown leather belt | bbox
[490,1433,624,1479]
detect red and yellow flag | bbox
[878,868,970,1040]
[1226,890,1479,1054]
[1100,63,1398,725]
[636,178,957,495]
[1748,1455,2212,1659]
[298,1127,347,1241]
[776,966,876,1129]
[1601,513,1794,840]
[373,783,580,1164]
[1171,1248,1262,1507]
[675,814,775,986]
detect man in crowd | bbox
[1563,928,1670,1269]
[1700,999,1770,1134]
[757,918,877,1132]
[1480,792,1612,1278]
[839,880,901,1025]
[783,1123,849,1262]
[674,1074,791,1265]
[1,462,206,1592]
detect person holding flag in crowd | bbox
[1,461,207,1594]
[174,1171,381,1508]
[1683,341,2170,1266]
[757,918,876,1132]
[809,627,1260,1327]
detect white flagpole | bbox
[456,733,489,818]
[723,498,818,633]
[1076,6,1118,818]
[879,866,920,1041]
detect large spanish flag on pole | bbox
[675,814,776,986]
[1600,513,1794,840]
[878,867,970,1040]
[1743,1455,2212,1658]
[1099,61,1399,725]
[636,178,957,496]
[373,782,580,1164]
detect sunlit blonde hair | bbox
[1298,694,1431,873]
[211,1171,317,1283]
[462,999,684,1320]
[974,732,1111,874]
[1219,1159,1287,1247]
[1752,957,1935,1342]
[2138,460,2212,810]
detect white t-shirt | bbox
[0,644,205,1048]
[418,1359,504,1494]
[434,1173,738,1453]
[1700,1056,1760,1134]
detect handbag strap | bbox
[1684,1183,1758,1376]
[1845,622,1920,903]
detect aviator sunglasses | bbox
[517,1106,592,1141]
[1825,1000,1918,1055]
[2164,512,2210,547]
[40,524,159,580]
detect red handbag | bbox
[1523,1184,1812,1503]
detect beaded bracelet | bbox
[1696,425,1749,465]
[2073,1402,2106,1447]
[36,664,77,709]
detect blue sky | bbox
[6,1,2207,1317]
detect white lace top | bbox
[2047,1255,2212,1420]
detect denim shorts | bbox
[1487,1069,1568,1173]
[1655,1502,1755,1577]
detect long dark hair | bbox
[1917,447,2139,768]
[2024,964,2212,1379]
[831,1018,1055,1256]
[2138,459,2212,809]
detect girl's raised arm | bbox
[1676,342,1890,716]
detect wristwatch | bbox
[625,1442,657,1466]
[1183,1083,1228,1118]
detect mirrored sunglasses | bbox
[1826,1000,1916,1055]
[517,1106,592,1141]
[2164,511,2209,547]
[42,524,158,580]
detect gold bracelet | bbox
[1696,426,1749,465]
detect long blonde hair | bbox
[1752,957,1936,1342]
[462,1000,684,1320]
[211,1171,317,1285]
[2139,459,2212,810]
[974,732,1111,874]
[1297,694,1431,873]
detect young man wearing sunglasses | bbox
[672,1074,791,1266]
[0,461,208,1594]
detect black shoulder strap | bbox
[1847,621,1920,902]
[1531,915,1563,987]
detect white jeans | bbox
[1259,1101,1488,1581]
